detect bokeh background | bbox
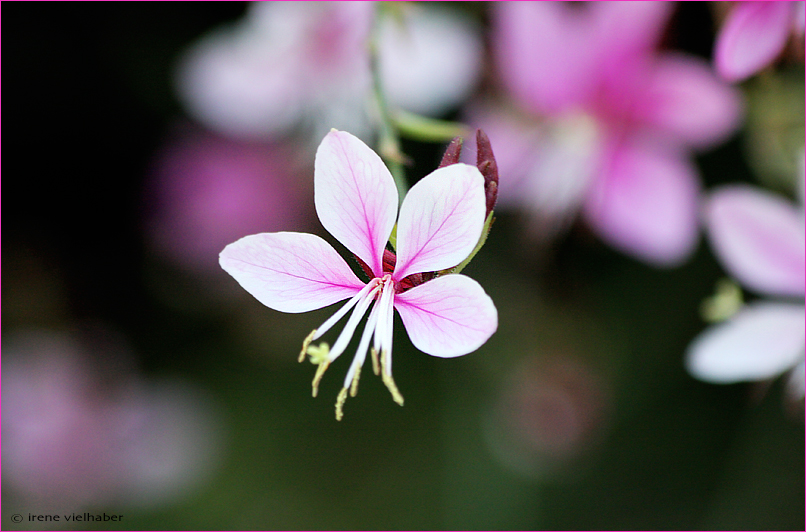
[3,2,804,530]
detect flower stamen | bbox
[311,281,378,344]
[327,284,380,362]
[306,341,330,364]
[350,366,362,397]
[370,347,380,375]
[299,329,317,363]
[311,357,330,397]
[335,387,348,421]
[303,280,382,407]
[342,291,384,392]
[380,349,404,406]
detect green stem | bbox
[393,109,471,143]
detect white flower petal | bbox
[705,185,805,297]
[395,274,498,358]
[379,5,483,116]
[393,164,485,280]
[314,130,398,276]
[219,232,364,313]
[686,302,805,384]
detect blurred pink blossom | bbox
[714,1,805,82]
[2,330,223,509]
[471,1,741,267]
[175,2,482,142]
[686,185,805,398]
[145,124,311,276]
[484,356,610,478]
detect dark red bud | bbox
[398,270,434,292]
[382,249,397,273]
[353,250,397,279]
[365,135,486,293]
[353,254,375,281]
[476,129,499,217]
[438,136,464,168]
[398,273,421,291]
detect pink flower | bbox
[176,2,373,140]
[3,330,222,509]
[686,185,805,398]
[175,2,482,142]
[145,125,311,277]
[715,1,805,82]
[219,130,498,419]
[472,1,741,266]
[484,356,610,478]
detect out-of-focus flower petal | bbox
[798,149,805,205]
[493,2,597,114]
[314,130,398,276]
[705,185,805,297]
[583,141,700,267]
[395,274,497,358]
[794,2,805,34]
[118,380,222,507]
[462,105,543,208]
[146,126,309,275]
[638,54,742,149]
[175,2,375,140]
[591,1,672,65]
[248,2,374,78]
[379,5,482,116]
[249,2,375,142]
[519,114,602,220]
[715,1,792,82]
[3,330,222,508]
[393,164,485,279]
[174,22,302,139]
[494,1,672,115]
[686,302,805,383]
[466,109,602,225]
[219,232,364,313]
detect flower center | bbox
[354,249,434,293]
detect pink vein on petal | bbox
[315,130,398,277]
[394,164,485,280]
[395,274,497,358]
[220,232,364,313]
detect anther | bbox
[335,387,348,421]
[299,329,317,363]
[382,372,404,406]
[311,359,330,397]
[350,366,362,397]
[370,347,380,376]
[380,350,404,406]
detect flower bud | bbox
[476,128,499,217]
[438,136,464,168]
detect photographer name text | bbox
[25,513,123,522]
